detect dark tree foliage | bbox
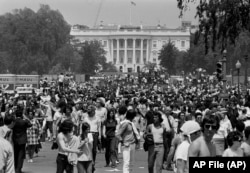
[158,41,178,75]
[77,41,108,74]
[177,0,250,53]
[0,5,71,74]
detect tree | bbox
[0,5,71,74]
[49,63,66,74]
[77,41,107,74]
[101,62,117,72]
[54,44,75,72]
[158,41,178,75]
[177,0,250,53]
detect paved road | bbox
[22,141,173,173]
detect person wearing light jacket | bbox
[116,109,140,173]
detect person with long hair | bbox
[222,131,243,157]
[56,119,82,173]
[103,108,118,168]
[146,111,166,173]
[77,122,93,173]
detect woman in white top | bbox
[212,111,232,156]
[56,119,82,173]
[77,122,93,173]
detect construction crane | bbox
[93,0,104,27]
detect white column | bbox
[146,39,149,62]
[141,39,143,64]
[133,39,136,65]
[125,38,127,65]
[117,39,119,64]
[111,39,114,64]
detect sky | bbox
[0,0,198,28]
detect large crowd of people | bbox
[0,72,250,173]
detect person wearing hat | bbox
[174,121,201,173]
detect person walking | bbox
[0,135,15,173]
[103,108,118,168]
[77,122,93,173]
[116,109,140,173]
[145,111,166,173]
[12,108,32,173]
[84,105,101,172]
[56,119,82,173]
[26,108,42,163]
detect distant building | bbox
[70,23,190,72]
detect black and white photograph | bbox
[0,0,250,173]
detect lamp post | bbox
[236,60,241,96]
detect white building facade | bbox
[70,25,190,73]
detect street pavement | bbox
[22,141,174,173]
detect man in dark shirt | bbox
[145,103,156,126]
[12,108,32,173]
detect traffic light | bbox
[216,61,223,81]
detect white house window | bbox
[152,50,157,56]
[181,41,185,47]
[152,41,157,48]
[103,40,107,47]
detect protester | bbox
[26,108,42,163]
[12,108,32,173]
[0,114,15,144]
[146,111,166,173]
[175,120,201,173]
[188,111,220,157]
[56,119,82,173]
[77,122,93,173]
[222,131,243,157]
[241,126,250,157]
[84,105,101,172]
[103,108,118,168]
[0,135,15,173]
[116,109,139,173]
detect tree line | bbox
[0,4,116,75]
[1,3,250,76]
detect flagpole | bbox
[130,3,132,25]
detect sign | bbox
[16,75,39,84]
[0,84,15,92]
[242,85,247,95]
[219,92,229,99]
[0,74,40,93]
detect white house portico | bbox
[70,24,190,73]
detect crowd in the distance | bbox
[0,73,250,173]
